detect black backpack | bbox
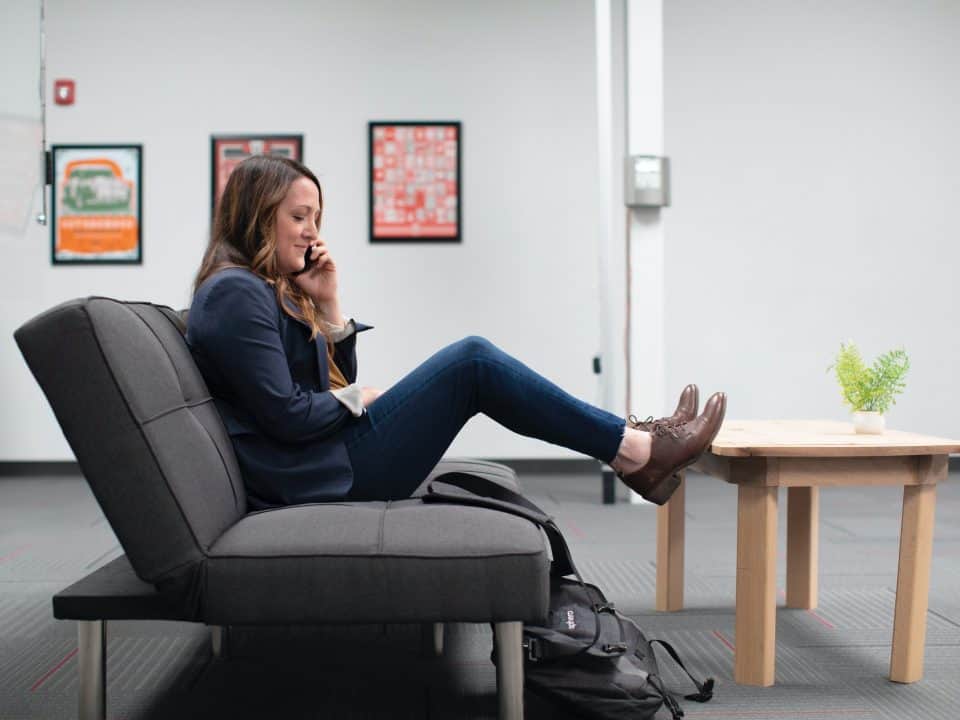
[425,472,714,720]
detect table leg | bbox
[890,482,937,683]
[656,472,685,611]
[735,484,778,686]
[786,486,818,609]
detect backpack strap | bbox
[647,675,685,720]
[423,471,578,578]
[650,639,715,702]
[428,471,550,516]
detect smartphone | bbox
[292,244,317,276]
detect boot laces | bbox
[628,414,685,439]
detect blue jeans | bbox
[338,336,626,500]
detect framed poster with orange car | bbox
[51,144,142,264]
[211,134,303,211]
[369,121,461,243]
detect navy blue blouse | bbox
[186,268,372,508]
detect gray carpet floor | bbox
[2,466,959,719]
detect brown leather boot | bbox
[628,384,699,431]
[618,391,726,505]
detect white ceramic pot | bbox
[852,411,885,434]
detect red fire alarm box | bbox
[54,79,75,105]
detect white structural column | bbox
[594,0,628,420]
[625,0,666,502]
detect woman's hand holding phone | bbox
[292,245,318,275]
[292,239,339,304]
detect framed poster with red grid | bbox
[211,134,303,211]
[369,121,461,243]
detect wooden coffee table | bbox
[654,419,960,686]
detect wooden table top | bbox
[708,420,960,458]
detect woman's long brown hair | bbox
[193,155,325,338]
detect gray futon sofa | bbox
[15,297,551,719]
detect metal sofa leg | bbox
[421,622,444,657]
[78,620,106,720]
[494,621,524,720]
[210,625,231,659]
[432,622,444,656]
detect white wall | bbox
[663,0,960,437]
[0,0,603,460]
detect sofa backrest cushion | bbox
[14,297,246,588]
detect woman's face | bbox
[273,176,321,275]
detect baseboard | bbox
[0,461,82,476]
[493,457,960,477]
[3,456,953,478]
[0,458,599,478]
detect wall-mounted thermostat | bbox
[625,155,670,208]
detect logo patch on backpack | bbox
[553,605,580,632]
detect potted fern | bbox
[830,342,910,434]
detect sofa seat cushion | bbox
[204,499,549,625]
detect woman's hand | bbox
[361,386,384,408]
[292,239,339,305]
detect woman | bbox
[186,155,725,510]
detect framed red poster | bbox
[369,121,461,243]
[211,134,303,210]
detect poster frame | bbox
[368,121,462,244]
[210,134,304,212]
[50,143,143,266]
